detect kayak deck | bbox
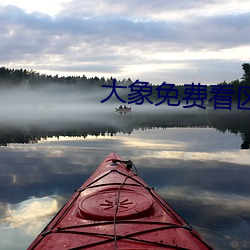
[28,152,213,249]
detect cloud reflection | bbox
[153,150,250,166]
[0,196,59,230]
[0,127,250,249]
[157,186,250,216]
[0,196,63,249]
[156,186,250,249]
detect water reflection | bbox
[0,109,250,149]
[0,196,62,250]
[0,124,250,249]
[1,196,59,228]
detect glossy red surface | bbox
[28,152,213,249]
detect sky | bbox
[0,0,250,85]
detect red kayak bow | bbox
[28,152,213,249]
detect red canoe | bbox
[28,152,213,249]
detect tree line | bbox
[0,63,249,106]
[0,63,249,88]
[0,67,133,89]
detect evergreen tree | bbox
[241,63,250,85]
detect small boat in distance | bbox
[28,152,213,249]
[115,105,132,114]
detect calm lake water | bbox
[0,107,250,249]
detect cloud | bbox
[0,1,250,83]
[58,0,248,19]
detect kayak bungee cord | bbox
[112,159,138,250]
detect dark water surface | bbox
[0,108,250,249]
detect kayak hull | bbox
[28,152,213,249]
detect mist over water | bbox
[0,85,111,121]
[0,83,185,130]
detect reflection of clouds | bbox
[157,186,250,249]
[194,223,250,250]
[0,202,7,218]
[4,143,100,176]
[121,138,185,150]
[117,127,243,152]
[0,196,62,250]
[0,196,59,230]
[4,128,245,171]
[43,135,116,142]
[153,150,250,166]
[118,129,189,151]
[157,186,250,216]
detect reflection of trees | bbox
[241,133,250,149]
[0,110,249,149]
[0,130,38,146]
[204,110,250,149]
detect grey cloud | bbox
[118,59,244,85]
[40,64,121,73]
[183,13,250,49]
[1,4,249,51]
[0,2,249,83]
[59,0,216,18]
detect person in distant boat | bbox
[124,105,127,109]
[119,105,123,109]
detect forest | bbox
[0,63,249,86]
[0,63,250,106]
